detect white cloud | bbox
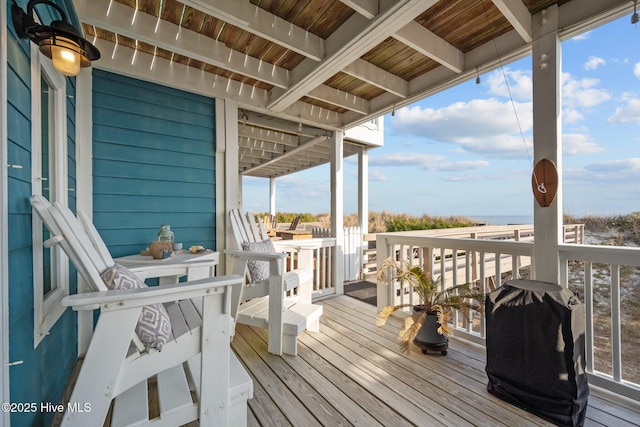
[562,72,610,109]
[439,160,490,171]
[390,99,533,158]
[570,31,591,41]
[583,158,640,181]
[584,56,606,70]
[369,169,387,181]
[485,68,532,101]
[608,97,640,125]
[634,62,640,79]
[563,108,584,124]
[369,152,445,166]
[369,152,489,172]
[562,133,605,155]
[388,68,613,158]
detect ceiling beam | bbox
[182,0,325,61]
[239,139,285,155]
[242,136,328,175]
[306,85,370,115]
[339,0,378,19]
[239,126,301,147]
[240,114,330,139]
[74,0,290,88]
[556,0,629,40]
[342,59,408,98]
[342,1,464,79]
[266,0,437,113]
[393,21,464,73]
[492,0,533,43]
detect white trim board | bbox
[1,1,11,424]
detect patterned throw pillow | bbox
[100,263,172,351]
[242,239,276,282]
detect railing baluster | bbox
[495,252,501,291]
[585,261,594,373]
[479,251,486,295]
[611,263,622,382]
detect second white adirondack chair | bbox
[30,196,253,426]
[226,208,323,356]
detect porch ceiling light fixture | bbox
[11,0,100,76]
[632,0,639,25]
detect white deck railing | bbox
[273,237,337,299]
[559,243,640,401]
[375,231,640,401]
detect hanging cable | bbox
[480,0,545,193]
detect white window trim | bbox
[31,44,69,347]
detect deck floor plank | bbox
[236,325,353,427]
[319,298,556,426]
[245,325,414,426]
[232,335,299,427]
[231,295,640,427]
[320,314,534,427]
[242,327,386,426]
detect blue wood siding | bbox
[6,1,78,424]
[92,70,216,258]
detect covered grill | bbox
[485,279,589,426]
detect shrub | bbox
[254,212,317,224]
[386,214,474,232]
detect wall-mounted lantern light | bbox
[11,0,100,76]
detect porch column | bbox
[531,5,562,284]
[216,99,239,274]
[358,147,369,234]
[331,131,344,295]
[269,177,276,216]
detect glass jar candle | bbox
[157,224,174,243]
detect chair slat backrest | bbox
[41,201,110,292]
[229,208,269,246]
[30,196,99,292]
[229,209,249,249]
[255,214,269,240]
[77,210,114,268]
[289,214,302,230]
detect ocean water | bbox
[468,215,533,226]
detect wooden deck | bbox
[233,295,640,427]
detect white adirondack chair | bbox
[225,208,323,356]
[30,196,253,426]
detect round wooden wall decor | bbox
[531,159,558,207]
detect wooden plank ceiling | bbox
[72,0,631,178]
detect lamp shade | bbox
[46,36,82,76]
[11,0,100,76]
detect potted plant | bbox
[376,257,485,355]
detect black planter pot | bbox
[412,307,449,355]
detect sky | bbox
[243,14,640,219]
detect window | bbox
[31,43,69,347]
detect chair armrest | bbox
[224,249,287,262]
[127,262,212,281]
[62,275,243,310]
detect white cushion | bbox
[242,239,276,282]
[100,263,172,351]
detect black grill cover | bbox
[485,279,589,426]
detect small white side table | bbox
[114,250,219,285]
